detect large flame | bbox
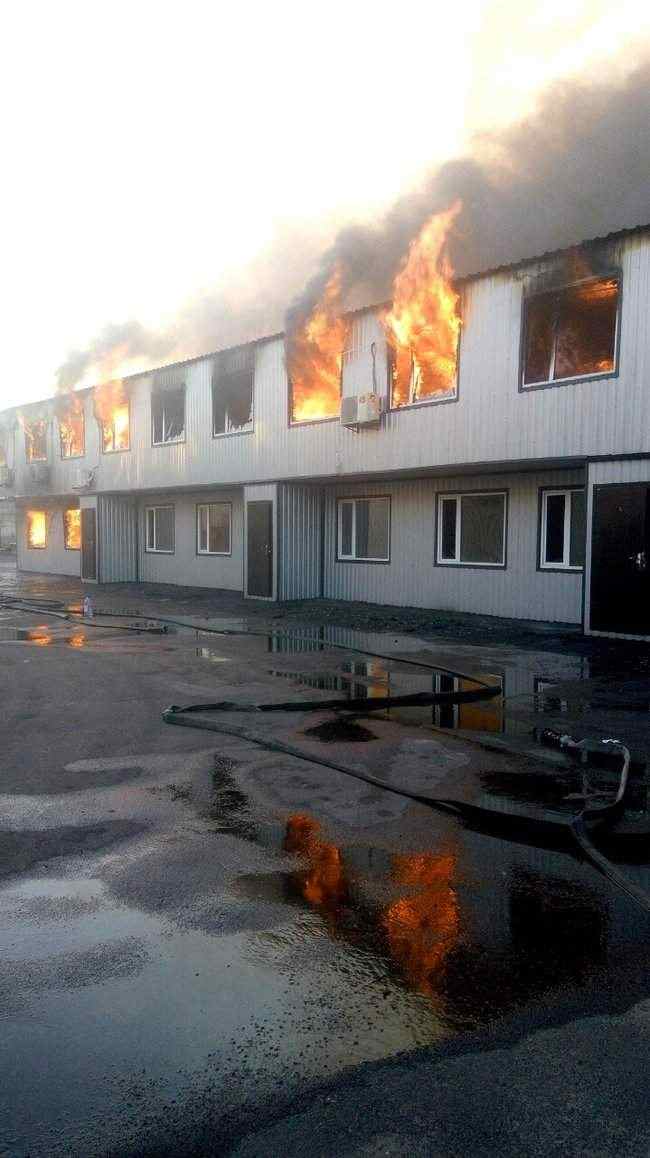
[64,508,81,550]
[57,392,85,458]
[94,380,130,451]
[286,266,348,423]
[383,203,462,407]
[26,510,47,548]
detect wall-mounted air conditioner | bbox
[0,465,13,487]
[72,468,95,490]
[340,393,384,428]
[29,462,50,486]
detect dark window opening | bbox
[522,277,619,387]
[540,488,585,569]
[24,420,48,462]
[212,350,254,435]
[152,387,185,444]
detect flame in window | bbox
[94,381,130,451]
[64,508,81,550]
[26,510,47,548]
[286,267,348,423]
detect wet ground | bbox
[1,558,650,1155]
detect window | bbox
[26,510,47,548]
[24,420,48,462]
[59,410,84,458]
[212,349,254,435]
[145,506,174,553]
[540,488,585,569]
[337,497,390,562]
[101,401,130,452]
[63,508,81,550]
[522,277,619,387]
[390,347,458,408]
[152,387,185,444]
[437,492,506,566]
[197,503,231,555]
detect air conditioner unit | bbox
[72,468,94,490]
[340,392,384,428]
[29,462,50,485]
[0,465,13,487]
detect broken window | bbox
[59,410,85,458]
[437,492,506,566]
[212,349,254,435]
[540,488,585,569]
[145,505,175,552]
[337,497,390,562]
[63,508,81,550]
[101,401,130,452]
[390,347,458,408]
[522,277,619,387]
[151,387,185,445]
[26,510,47,548]
[197,502,231,554]
[23,420,48,462]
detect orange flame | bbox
[383,202,462,407]
[19,415,48,462]
[284,813,347,911]
[57,393,85,458]
[286,266,348,423]
[26,510,47,548]
[94,381,130,451]
[64,508,81,550]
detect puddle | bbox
[302,719,377,743]
[0,626,53,643]
[196,647,231,663]
[206,757,258,841]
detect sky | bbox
[1,0,649,409]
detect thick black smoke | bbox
[287,58,650,330]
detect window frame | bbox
[25,510,47,549]
[59,410,85,460]
[336,495,391,564]
[24,420,48,463]
[196,501,232,556]
[538,486,586,572]
[519,273,621,392]
[212,359,255,439]
[144,505,175,554]
[436,489,508,569]
[388,317,462,413]
[63,508,81,551]
[101,399,131,454]
[151,387,186,447]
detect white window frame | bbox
[337,496,390,563]
[521,275,620,389]
[539,488,585,571]
[151,388,185,446]
[196,502,232,556]
[145,505,175,553]
[437,491,507,567]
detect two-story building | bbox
[2,224,649,640]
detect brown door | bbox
[591,483,650,634]
[247,501,273,597]
[81,508,97,581]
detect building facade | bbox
[2,225,650,639]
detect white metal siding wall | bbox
[138,489,244,590]
[322,470,585,622]
[16,504,80,576]
[278,484,322,599]
[98,496,138,582]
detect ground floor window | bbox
[145,505,175,553]
[63,509,81,550]
[437,491,507,566]
[26,510,47,548]
[337,496,390,562]
[197,502,231,555]
[539,488,585,569]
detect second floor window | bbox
[24,420,48,462]
[152,387,185,445]
[522,276,619,387]
[59,410,84,458]
[212,349,254,436]
[101,401,130,452]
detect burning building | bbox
[4,220,650,640]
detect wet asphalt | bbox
[1,559,650,1156]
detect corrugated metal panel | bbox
[98,495,138,582]
[278,484,322,600]
[15,502,80,576]
[138,489,244,591]
[322,469,585,622]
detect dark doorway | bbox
[81,508,97,582]
[247,500,273,597]
[591,483,650,634]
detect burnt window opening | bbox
[24,420,48,462]
[59,411,85,459]
[101,401,130,453]
[390,344,459,409]
[540,488,585,569]
[522,276,619,387]
[212,350,254,436]
[63,508,81,550]
[152,386,185,445]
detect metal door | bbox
[246,501,273,597]
[81,508,97,582]
[590,483,650,634]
